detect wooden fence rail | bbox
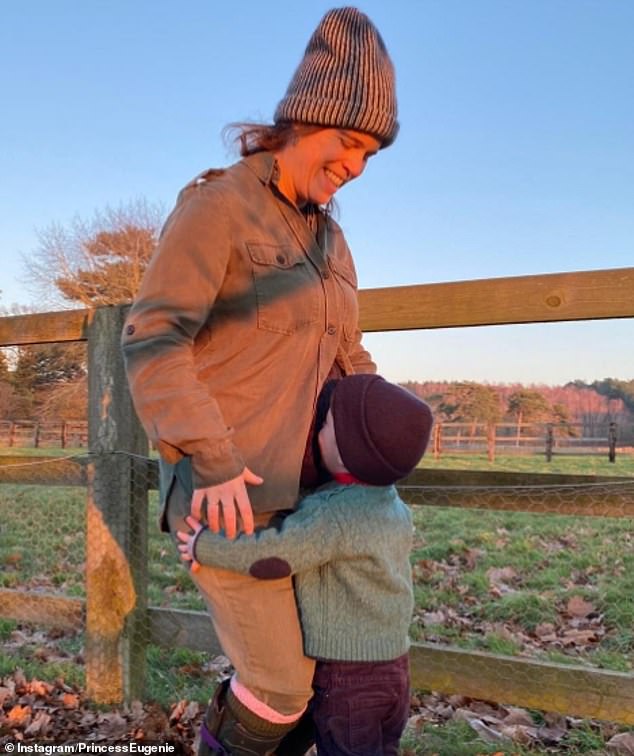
[1,419,625,458]
[0,420,88,448]
[430,421,622,462]
[1,266,634,721]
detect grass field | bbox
[1,451,633,752]
[420,450,634,477]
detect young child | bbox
[178,374,433,755]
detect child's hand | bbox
[176,515,205,574]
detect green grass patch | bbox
[401,719,508,755]
[420,451,634,477]
[145,645,218,706]
[0,647,85,689]
[410,502,634,669]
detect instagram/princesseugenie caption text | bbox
[3,744,175,755]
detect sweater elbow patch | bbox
[249,557,292,580]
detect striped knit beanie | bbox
[274,7,399,147]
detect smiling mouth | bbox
[324,168,345,188]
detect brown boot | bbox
[274,704,315,756]
[198,680,296,756]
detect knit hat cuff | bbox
[275,96,399,147]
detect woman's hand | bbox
[177,514,205,573]
[190,466,263,539]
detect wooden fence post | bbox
[433,422,442,460]
[85,306,149,704]
[545,424,554,462]
[609,422,617,463]
[486,422,496,463]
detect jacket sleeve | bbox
[340,240,376,375]
[345,328,376,375]
[121,181,245,489]
[192,494,344,578]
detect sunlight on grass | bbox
[420,451,634,477]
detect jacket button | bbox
[327,324,337,335]
[276,254,286,264]
[322,270,330,279]
[126,324,135,335]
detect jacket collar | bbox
[242,151,278,187]
[240,150,328,264]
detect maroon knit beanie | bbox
[330,374,433,485]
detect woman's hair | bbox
[224,121,339,217]
[223,121,322,157]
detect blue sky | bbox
[1,1,632,385]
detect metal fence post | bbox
[85,306,149,703]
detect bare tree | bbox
[22,198,164,308]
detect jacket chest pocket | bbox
[247,243,320,335]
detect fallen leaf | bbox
[607,732,634,754]
[404,713,427,732]
[567,595,595,618]
[503,708,535,727]
[79,709,98,727]
[182,700,200,721]
[24,711,52,736]
[7,703,31,725]
[421,610,446,626]
[452,708,476,723]
[62,692,80,709]
[486,566,518,593]
[13,668,28,690]
[538,723,568,744]
[468,718,510,744]
[27,679,54,697]
[128,699,145,721]
[169,699,187,723]
[464,547,484,569]
[469,701,502,719]
[101,710,129,738]
[534,622,556,637]
[560,628,597,647]
[447,694,469,707]
[0,685,13,706]
[500,723,538,744]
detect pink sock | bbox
[229,676,306,724]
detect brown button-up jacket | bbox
[122,151,375,518]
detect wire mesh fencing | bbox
[1,450,633,724]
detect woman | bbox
[122,7,398,754]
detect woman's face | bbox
[275,128,381,207]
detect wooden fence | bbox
[431,421,621,462]
[1,419,623,460]
[0,420,88,448]
[1,266,634,722]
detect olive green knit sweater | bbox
[192,482,414,662]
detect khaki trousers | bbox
[166,479,315,715]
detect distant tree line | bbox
[1,199,632,441]
[402,380,634,443]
